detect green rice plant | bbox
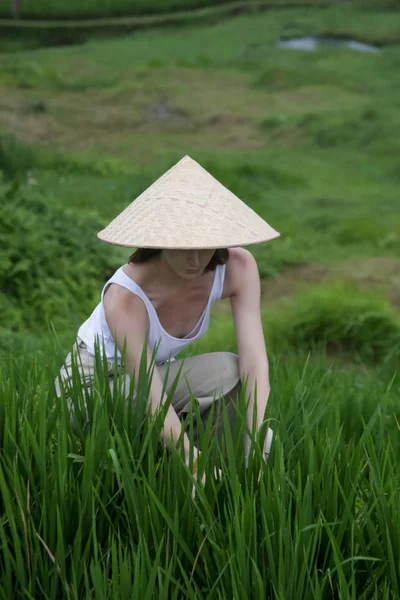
[0,336,399,598]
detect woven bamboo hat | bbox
[97,155,280,249]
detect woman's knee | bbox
[217,352,240,391]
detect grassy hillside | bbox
[1,4,399,355]
[1,0,399,53]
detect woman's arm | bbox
[104,288,196,461]
[226,248,271,457]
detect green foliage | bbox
[190,283,400,365]
[0,0,258,19]
[334,216,400,251]
[1,5,399,352]
[255,64,331,92]
[4,0,270,20]
[0,346,398,597]
[0,178,120,339]
[0,0,397,19]
[267,283,400,363]
[0,132,130,178]
[302,108,387,149]
[0,57,120,91]
[0,133,35,184]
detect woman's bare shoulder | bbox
[222,247,259,299]
[103,276,150,336]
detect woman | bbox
[56,155,280,475]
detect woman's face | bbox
[161,249,215,279]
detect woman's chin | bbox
[185,268,200,275]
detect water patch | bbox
[277,36,380,53]
[145,101,188,121]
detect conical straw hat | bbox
[97,155,280,249]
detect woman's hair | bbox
[128,248,229,271]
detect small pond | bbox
[277,36,380,53]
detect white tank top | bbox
[77,263,226,365]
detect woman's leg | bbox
[55,339,108,397]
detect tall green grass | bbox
[0,344,399,598]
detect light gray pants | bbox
[55,339,242,447]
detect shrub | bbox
[0,133,35,184]
[267,282,400,363]
[0,178,120,338]
[0,132,130,180]
[190,282,400,364]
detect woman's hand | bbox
[263,427,274,463]
[185,448,222,497]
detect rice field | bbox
[0,344,399,598]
